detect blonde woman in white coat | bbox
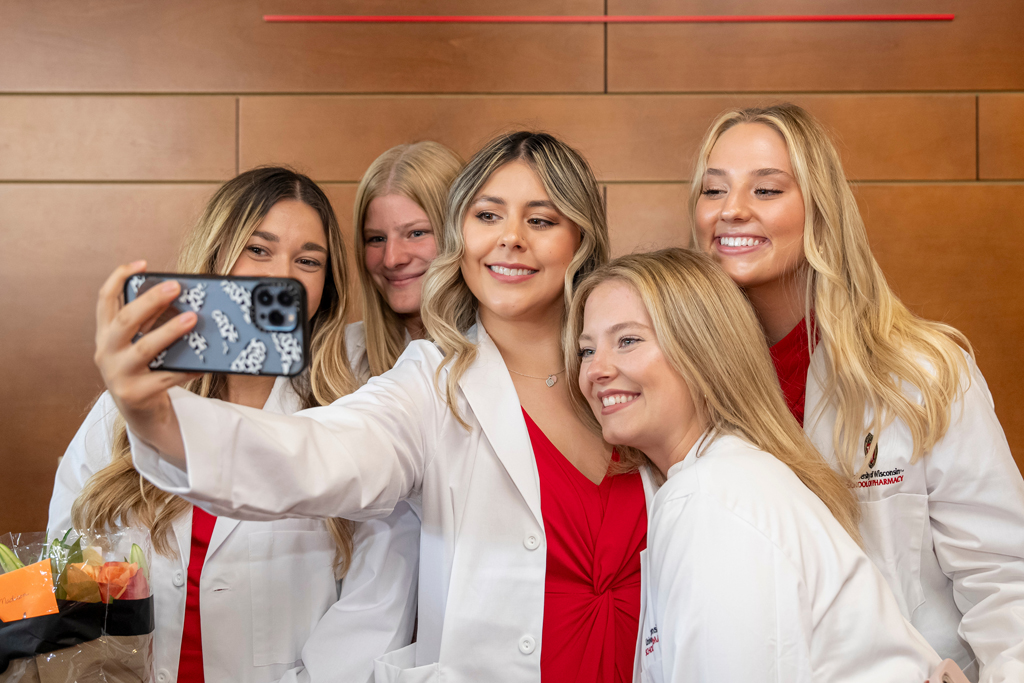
[346,142,463,383]
[49,167,419,683]
[690,103,1024,682]
[567,248,942,683]
[90,132,652,683]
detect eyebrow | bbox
[252,230,328,254]
[704,167,791,178]
[472,196,558,211]
[578,320,653,342]
[473,195,506,206]
[527,200,557,210]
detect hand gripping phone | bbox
[123,273,310,377]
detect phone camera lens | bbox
[268,310,285,326]
[277,291,294,307]
[257,290,274,306]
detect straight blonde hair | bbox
[352,142,464,380]
[420,131,610,425]
[72,167,360,576]
[565,248,861,541]
[688,104,972,480]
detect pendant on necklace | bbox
[545,375,557,387]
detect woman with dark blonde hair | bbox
[49,167,419,683]
[568,247,941,682]
[347,141,463,382]
[690,103,1024,681]
[89,131,649,682]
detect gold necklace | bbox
[507,367,566,388]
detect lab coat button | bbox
[524,535,540,550]
[519,635,536,654]
[172,570,185,587]
[156,669,171,682]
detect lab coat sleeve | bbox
[130,345,444,523]
[648,492,801,683]
[47,392,120,536]
[277,501,421,683]
[925,362,1024,683]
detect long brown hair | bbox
[72,167,360,576]
[688,104,971,479]
[420,131,610,425]
[352,142,464,380]
[565,248,861,541]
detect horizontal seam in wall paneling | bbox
[2,90,1024,97]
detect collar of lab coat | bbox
[457,322,545,528]
[201,376,300,562]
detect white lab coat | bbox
[634,433,940,683]
[344,321,412,386]
[804,349,1024,683]
[130,323,655,683]
[48,378,420,683]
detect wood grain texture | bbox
[0,0,603,93]
[240,94,975,182]
[979,94,1024,180]
[0,97,236,180]
[604,181,1024,470]
[607,0,1024,92]
[0,184,216,532]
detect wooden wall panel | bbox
[604,182,1024,470]
[607,0,1024,92]
[979,94,1024,180]
[0,184,216,531]
[240,94,975,182]
[0,97,236,181]
[0,0,603,93]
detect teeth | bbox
[601,394,638,407]
[489,265,536,277]
[719,236,764,247]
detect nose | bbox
[383,238,411,270]
[585,345,617,386]
[720,188,751,223]
[498,217,526,251]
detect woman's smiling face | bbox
[694,122,807,293]
[460,160,581,324]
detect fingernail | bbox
[130,259,146,269]
[180,312,196,326]
[161,280,179,294]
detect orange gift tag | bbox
[0,560,59,622]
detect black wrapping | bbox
[0,597,154,674]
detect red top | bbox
[523,410,647,683]
[770,318,812,427]
[177,507,217,683]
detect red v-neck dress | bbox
[770,318,812,427]
[177,506,217,683]
[523,410,647,683]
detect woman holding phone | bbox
[49,167,419,683]
[690,103,1024,681]
[91,132,648,683]
[347,141,463,382]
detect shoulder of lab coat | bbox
[130,338,449,521]
[806,349,1024,682]
[645,434,937,683]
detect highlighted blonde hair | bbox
[353,142,464,379]
[421,131,610,424]
[688,103,971,480]
[565,248,861,540]
[73,167,359,575]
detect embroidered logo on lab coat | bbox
[644,625,660,657]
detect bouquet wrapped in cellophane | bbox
[0,528,154,683]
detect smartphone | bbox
[123,273,310,377]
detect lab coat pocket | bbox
[858,493,928,618]
[249,530,338,667]
[373,643,440,683]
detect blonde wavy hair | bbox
[688,104,972,479]
[352,142,464,380]
[565,248,861,540]
[420,131,610,424]
[73,167,360,576]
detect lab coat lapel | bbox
[458,324,544,527]
[204,516,241,561]
[170,508,192,570]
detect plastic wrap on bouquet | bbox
[0,528,155,683]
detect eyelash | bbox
[248,246,322,268]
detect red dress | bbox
[177,507,217,682]
[523,410,647,683]
[770,318,812,426]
